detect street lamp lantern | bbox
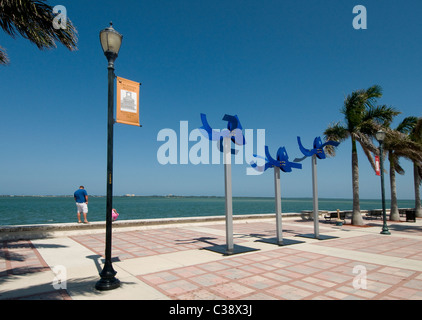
[100,22,123,66]
[95,22,122,291]
[376,129,390,235]
[376,130,386,143]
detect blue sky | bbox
[0,0,421,199]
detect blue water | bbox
[0,196,416,226]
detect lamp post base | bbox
[380,229,391,235]
[95,276,120,291]
[95,261,120,291]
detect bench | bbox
[323,210,351,222]
[300,210,328,221]
[366,209,383,219]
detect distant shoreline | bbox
[0,195,414,201]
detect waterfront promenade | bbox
[1,213,422,302]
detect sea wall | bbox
[0,208,415,240]
[0,213,281,240]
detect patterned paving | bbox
[0,240,49,277]
[68,220,339,261]
[313,234,422,261]
[70,227,231,260]
[207,220,337,238]
[1,217,422,300]
[136,246,422,300]
[0,240,71,300]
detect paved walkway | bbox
[1,215,422,301]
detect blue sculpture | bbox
[295,136,340,162]
[199,113,246,155]
[198,113,257,255]
[294,136,340,241]
[251,146,302,172]
[249,145,302,247]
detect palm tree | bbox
[324,85,400,225]
[409,117,422,217]
[383,117,422,221]
[0,0,77,65]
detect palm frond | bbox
[396,116,418,134]
[384,129,422,164]
[353,131,381,172]
[364,105,401,127]
[410,117,422,144]
[323,122,348,157]
[388,151,405,175]
[362,143,377,172]
[341,85,388,132]
[395,159,405,175]
[0,0,78,64]
[354,131,379,154]
[342,91,366,131]
[0,45,9,64]
[363,85,383,109]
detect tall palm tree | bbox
[324,85,400,225]
[383,117,422,221]
[0,0,77,65]
[409,117,422,217]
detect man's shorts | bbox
[76,202,88,214]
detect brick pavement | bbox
[0,240,71,300]
[137,241,422,300]
[1,216,422,300]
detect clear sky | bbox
[1,0,421,199]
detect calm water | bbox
[0,196,416,226]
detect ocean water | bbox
[0,196,416,226]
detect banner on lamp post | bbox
[375,155,380,176]
[116,76,141,126]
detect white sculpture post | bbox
[274,166,283,245]
[223,135,234,254]
[312,154,320,239]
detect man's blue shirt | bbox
[74,189,88,203]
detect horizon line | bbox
[0,194,414,201]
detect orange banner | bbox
[116,76,140,126]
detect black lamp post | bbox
[95,22,123,291]
[376,130,391,235]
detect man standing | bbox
[74,186,89,223]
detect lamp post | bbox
[376,130,390,235]
[95,22,123,291]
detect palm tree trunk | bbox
[351,139,363,225]
[389,153,400,221]
[415,163,422,218]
